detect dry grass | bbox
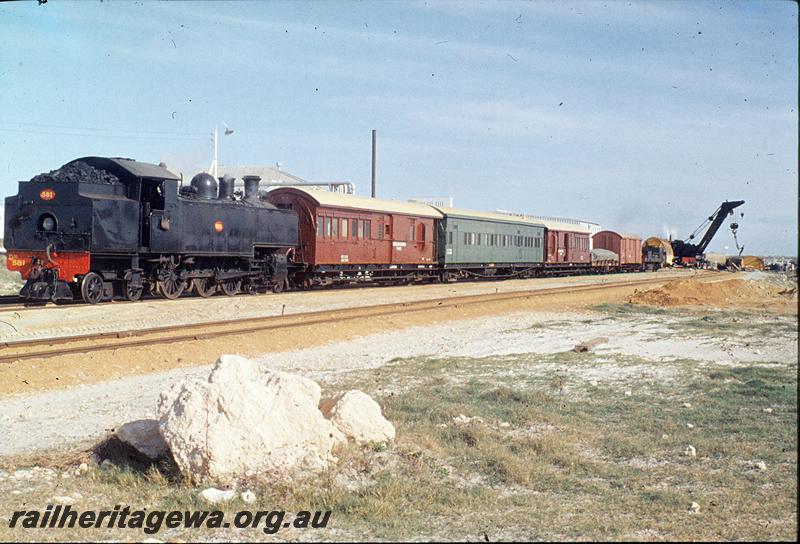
[0,307,796,541]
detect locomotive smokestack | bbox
[218,175,235,200]
[243,175,261,202]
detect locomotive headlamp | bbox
[39,214,57,232]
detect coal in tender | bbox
[31,161,120,184]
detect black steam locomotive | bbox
[3,157,298,303]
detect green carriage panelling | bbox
[433,208,545,266]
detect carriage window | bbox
[378,223,384,240]
[358,220,364,239]
[365,220,371,239]
[419,223,425,242]
[325,217,332,238]
[333,218,339,238]
[448,231,453,245]
[464,232,469,245]
[351,219,357,239]
[341,218,348,238]
[408,223,415,241]
[317,217,323,238]
[476,233,481,246]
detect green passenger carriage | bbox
[433,206,545,278]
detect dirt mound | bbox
[628,276,797,310]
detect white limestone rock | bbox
[319,390,395,444]
[199,487,236,504]
[157,355,343,482]
[117,419,169,459]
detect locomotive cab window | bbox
[140,180,166,210]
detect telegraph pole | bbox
[371,129,376,198]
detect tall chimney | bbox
[371,129,376,198]
[218,175,235,200]
[243,175,261,202]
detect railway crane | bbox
[671,200,745,267]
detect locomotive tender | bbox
[4,156,642,304]
[4,157,298,303]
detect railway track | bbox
[0,270,651,313]
[0,274,681,364]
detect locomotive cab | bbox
[4,157,179,302]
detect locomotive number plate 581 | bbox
[39,188,56,201]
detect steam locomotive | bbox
[3,157,298,303]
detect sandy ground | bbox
[1,300,795,457]
[0,270,689,343]
[0,270,794,456]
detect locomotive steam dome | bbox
[190,172,218,199]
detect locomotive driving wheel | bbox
[220,279,241,297]
[191,277,217,298]
[157,268,185,299]
[80,272,104,304]
[124,281,144,302]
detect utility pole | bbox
[212,126,219,179]
[371,129,376,198]
[210,123,234,179]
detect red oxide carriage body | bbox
[266,187,441,283]
[592,230,643,267]
[539,219,591,268]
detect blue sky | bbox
[1,0,797,254]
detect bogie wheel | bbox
[81,272,105,304]
[220,279,241,297]
[191,278,217,298]
[124,281,144,302]
[157,275,186,300]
